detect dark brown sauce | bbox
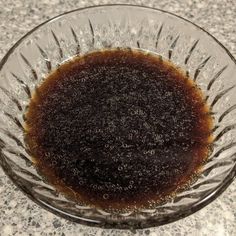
[25,49,213,211]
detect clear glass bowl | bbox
[0,4,236,229]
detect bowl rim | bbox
[0,4,236,230]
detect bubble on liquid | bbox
[51,161,57,166]
[92,185,98,190]
[103,194,109,200]
[118,166,123,171]
[138,172,143,177]
[98,186,103,190]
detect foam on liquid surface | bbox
[25,49,213,211]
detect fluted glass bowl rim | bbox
[0,4,235,229]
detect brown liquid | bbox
[25,49,213,211]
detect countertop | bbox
[0,0,235,235]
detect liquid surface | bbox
[25,49,213,210]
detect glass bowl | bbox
[0,4,236,229]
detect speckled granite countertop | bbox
[0,0,235,235]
